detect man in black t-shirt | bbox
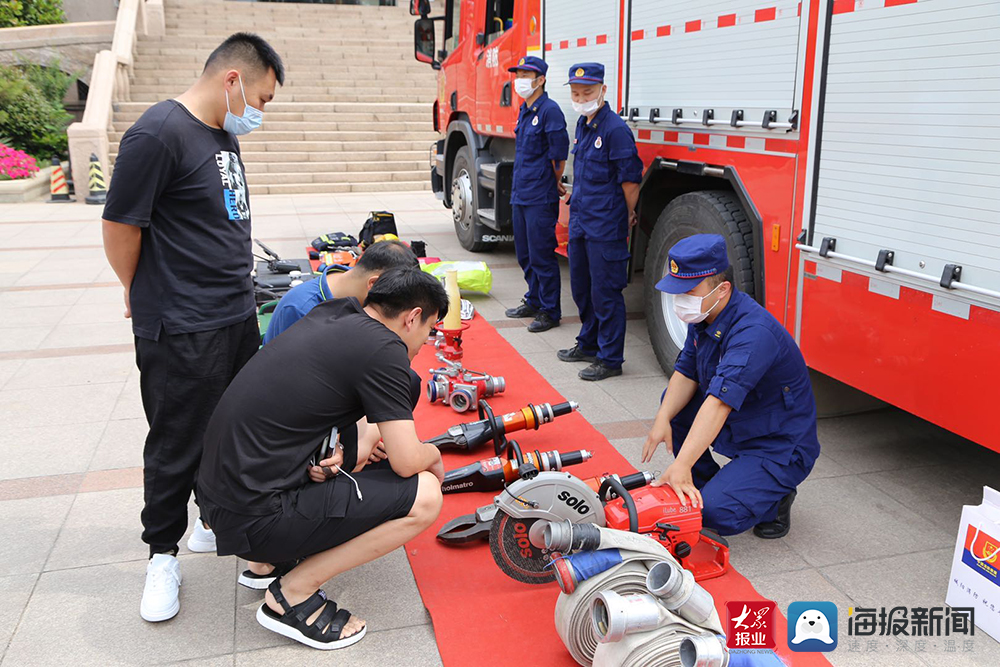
[198,268,448,651]
[101,33,284,623]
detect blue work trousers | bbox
[511,202,561,320]
[568,236,629,368]
[667,390,815,536]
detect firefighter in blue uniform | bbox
[557,63,643,381]
[504,55,569,333]
[642,234,820,538]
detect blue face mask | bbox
[223,73,262,136]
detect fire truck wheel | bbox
[643,191,756,374]
[450,145,495,252]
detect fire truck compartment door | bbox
[810,0,1000,304]
[627,0,804,130]
[543,0,624,182]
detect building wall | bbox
[62,0,119,23]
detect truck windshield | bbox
[445,0,463,54]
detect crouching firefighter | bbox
[642,234,820,539]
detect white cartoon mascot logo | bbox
[791,608,834,644]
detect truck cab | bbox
[413,0,544,251]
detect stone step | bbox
[113,101,430,114]
[109,140,434,154]
[111,119,429,133]
[257,181,432,195]
[135,46,415,58]
[129,69,431,81]
[128,92,436,104]
[246,170,425,185]
[238,150,428,163]
[112,110,427,123]
[109,150,428,165]
[133,54,422,67]
[108,129,436,143]
[243,160,424,174]
[128,82,428,95]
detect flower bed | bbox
[0,143,39,181]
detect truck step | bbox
[477,208,496,222]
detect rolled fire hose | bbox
[550,524,724,666]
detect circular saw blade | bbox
[489,508,558,585]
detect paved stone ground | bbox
[1,193,998,666]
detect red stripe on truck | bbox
[685,20,702,32]
[755,7,777,22]
[832,0,855,14]
[596,34,608,44]
[638,129,652,140]
[718,14,736,28]
[727,136,746,149]
[693,134,710,146]
[656,25,671,37]
[631,29,644,40]
[559,39,569,49]
[885,0,918,6]
[577,37,587,46]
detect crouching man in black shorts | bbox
[197,268,447,650]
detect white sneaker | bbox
[186,518,216,553]
[140,553,181,622]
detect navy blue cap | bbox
[655,234,730,294]
[567,62,604,84]
[508,55,548,76]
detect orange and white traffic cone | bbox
[47,156,74,203]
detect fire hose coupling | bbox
[646,560,716,627]
[679,634,729,667]
[591,590,675,643]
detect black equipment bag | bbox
[311,232,359,252]
[358,211,397,248]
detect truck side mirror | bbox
[409,0,431,16]
[414,18,438,67]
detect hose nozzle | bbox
[543,521,601,553]
[591,590,670,643]
[680,634,729,667]
[646,560,715,626]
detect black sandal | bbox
[256,579,367,650]
[238,559,299,590]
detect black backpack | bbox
[358,211,398,248]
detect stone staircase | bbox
[109,0,438,194]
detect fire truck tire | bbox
[643,191,755,374]
[450,145,495,252]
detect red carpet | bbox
[407,315,829,666]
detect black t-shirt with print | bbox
[103,99,254,340]
[198,297,417,516]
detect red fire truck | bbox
[411,0,1000,454]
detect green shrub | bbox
[0,0,65,28]
[0,63,72,160]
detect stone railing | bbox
[67,0,164,193]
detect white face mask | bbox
[572,94,602,116]
[513,78,538,99]
[673,283,724,324]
